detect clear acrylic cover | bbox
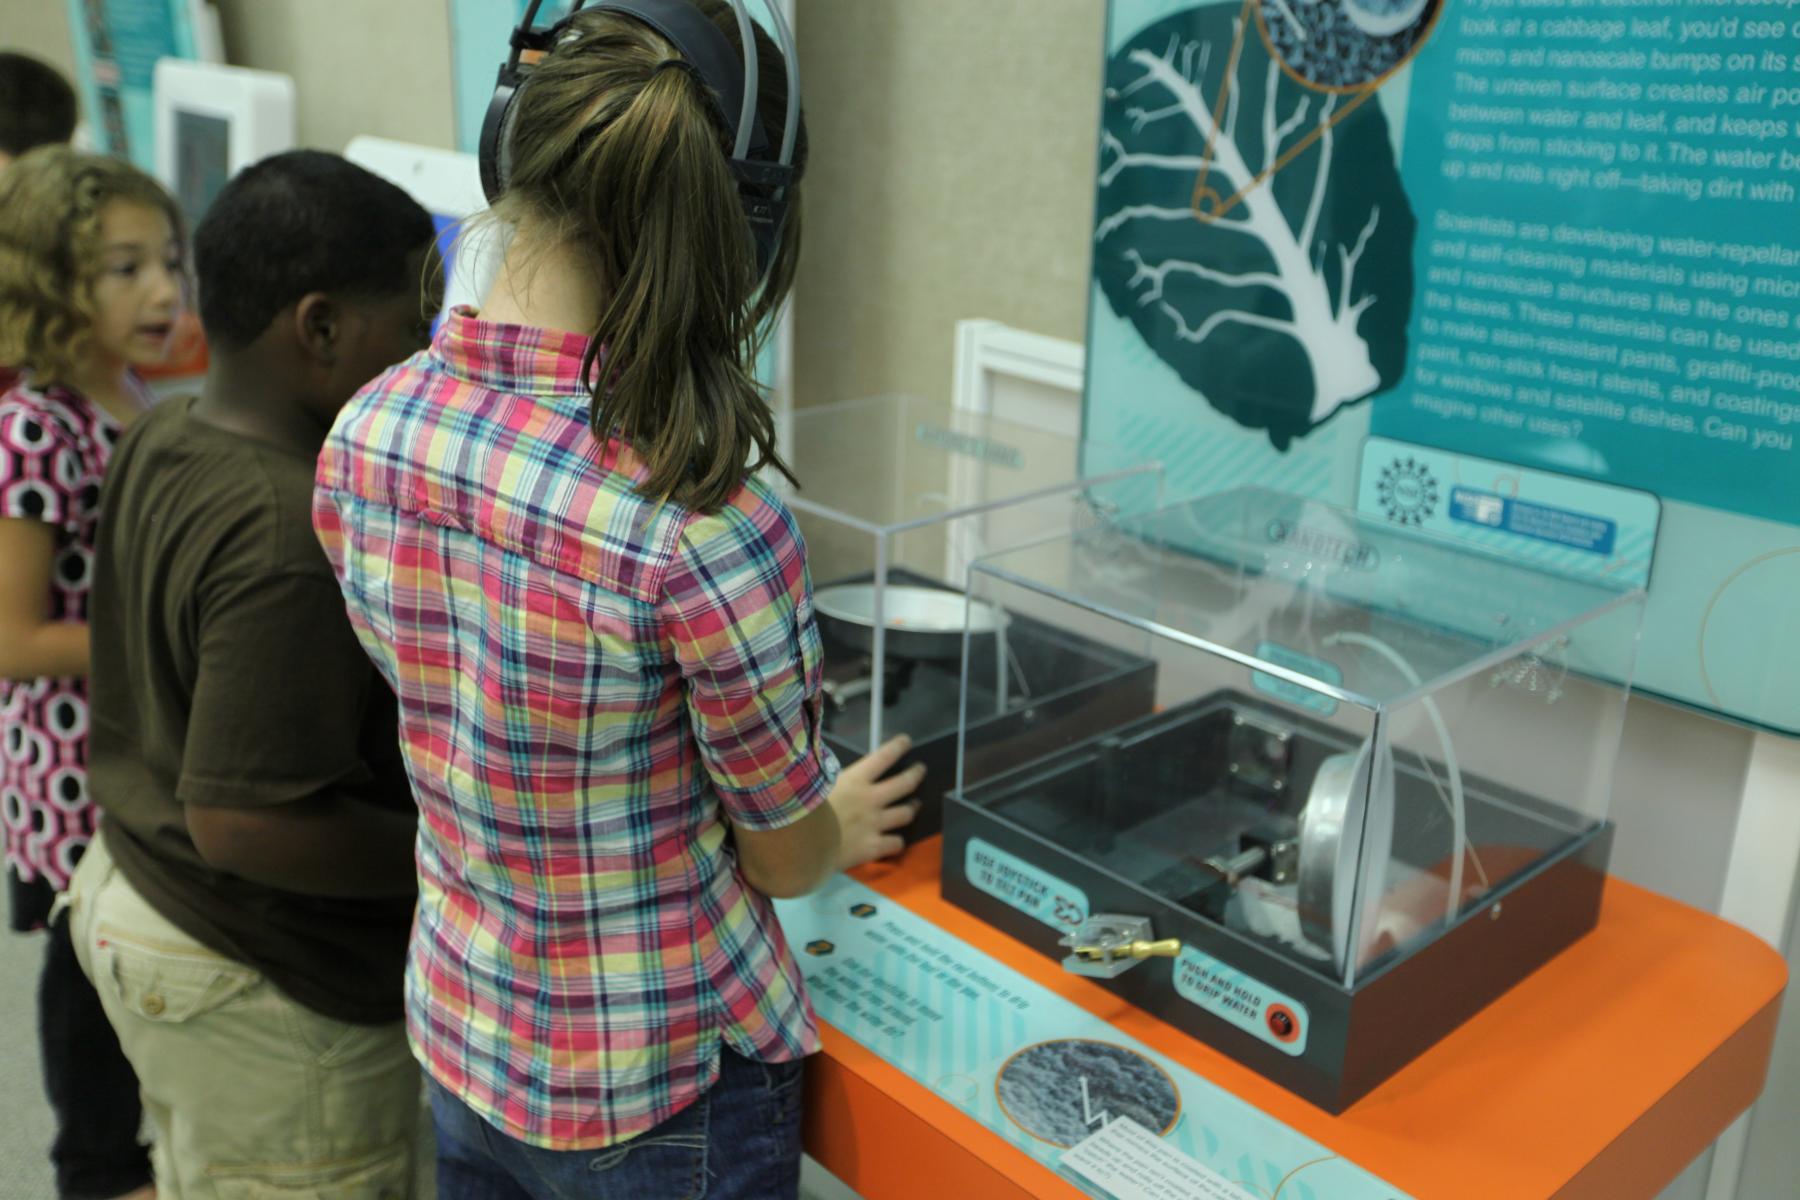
[955,486,1646,988]
[781,394,1160,754]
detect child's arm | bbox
[0,399,89,680]
[738,733,923,891]
[186,796,417,899]
[663,494,924,899]
[0,518,88,678]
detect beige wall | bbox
[792,0,1105,409]
[6,0,1104,412]
[2,0,78,83]
[214,0,455,151]
[0,1,453,153]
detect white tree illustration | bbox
[1097,27,1383,426]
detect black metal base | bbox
[941,690,1614,1113]
[818,569,1157,843]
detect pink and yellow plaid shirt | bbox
[312,309,835,1150]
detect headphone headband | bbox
[478,0,800,278]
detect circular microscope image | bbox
[1257,0,1442,92]
[996,1039,1181,1148]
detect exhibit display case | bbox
[941,486,1647,1110]
[782,394,1162,840]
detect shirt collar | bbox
[434,306,595,399]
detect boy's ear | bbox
[293,292,340,365]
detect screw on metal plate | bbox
[1226,709,1296,794]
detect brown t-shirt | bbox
[88,396,414,1024]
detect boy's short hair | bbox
[194,150,435,349]
[0,53,78,157]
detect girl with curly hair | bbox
[0,146,184,1200]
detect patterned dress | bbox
[0,379,127,931]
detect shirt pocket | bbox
[93,926,264,1024]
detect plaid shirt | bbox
[313,309,835,1150]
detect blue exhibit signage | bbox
[1084,0,1800,732]
[1377,3,1800,528]
[64,0,203,171]
[775,876,1412,1200]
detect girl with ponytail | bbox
[313,3,920,1195]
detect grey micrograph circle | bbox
[1258,0,1442,93]
[995,1039,1181,1148]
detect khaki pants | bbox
[65,830,419,1199]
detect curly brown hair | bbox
[0,146,187,383]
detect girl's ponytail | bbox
[494,2,806,513]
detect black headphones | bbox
[478,0,800,280]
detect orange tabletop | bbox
[803,836,1787,1200]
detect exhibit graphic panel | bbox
[64,0,206,169]
[1084,0,1800,733]
[776,876,1414,1200]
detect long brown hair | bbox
[494,0,807,512]
[0,146,187,384]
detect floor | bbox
[0,926,860,1200]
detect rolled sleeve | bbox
[659,488,837,832]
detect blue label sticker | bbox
[965,839,1089,933]
[1173,946,1309,1057]
[1251,641,1342,718]
[1357,438,1659,588]
[1449,488,1618,555]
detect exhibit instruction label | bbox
[776,875,1411,1200]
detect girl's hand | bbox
[829,735,927,871]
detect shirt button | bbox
[142,993,166,1017]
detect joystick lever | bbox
[1060,914,1181,979]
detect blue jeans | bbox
[428,1048,806,1199]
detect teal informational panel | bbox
[776,876,1413,1200]
[64,0,204,170]
[1084,0,1800,733]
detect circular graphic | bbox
[1377,456,1439,525]
[996,1039,1181,1149]
[0,411,50,452]
[1257,0,1444,93]
[934,1074,980,1107]
[47,767,87,812]
[2,786,26,832]
[48,693,88,740]
[55,833,89,880]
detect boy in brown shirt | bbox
[64,150,441,1197]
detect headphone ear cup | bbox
[479,68,524,204]
[734,170,790,283]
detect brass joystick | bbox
[1060,915,1182,979]
[1071,938,1181,963]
